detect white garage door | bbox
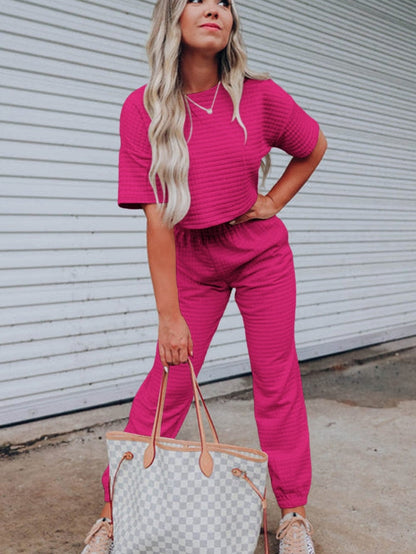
[1,0,415,424]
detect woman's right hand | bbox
[158,312,193,367]
[143,203,193,368]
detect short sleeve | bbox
[118,88,164,209]
[265,80,320,158]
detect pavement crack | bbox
[0,418,128,458]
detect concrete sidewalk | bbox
[1,337,415,553]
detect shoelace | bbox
[276,515,313,553]
[84,518,113,545]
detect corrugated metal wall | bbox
[1,0,415,425]
[244,0,416,358]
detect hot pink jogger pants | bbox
[102,216,311,509]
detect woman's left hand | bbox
[229,194,278,225]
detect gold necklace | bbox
[185,82,221,115]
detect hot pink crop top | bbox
[118,78,319,229]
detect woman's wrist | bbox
[265,192,281,214]
[158,307,182,321]
[263,192,282,217]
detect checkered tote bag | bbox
[106,360,269,553]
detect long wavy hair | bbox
[144,0,270,226]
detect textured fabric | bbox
[276,512,315,554]
[107,437,267,553]
[102,216,311,509]
[118,79,319,228]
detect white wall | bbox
[242,0,416,357]
[1,0,415,424]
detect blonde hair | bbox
[144,0,270,226]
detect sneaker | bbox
[276,512,315,554]
[81,517,114,554]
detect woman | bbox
[82,0,327,552]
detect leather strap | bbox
[143,367,168,469]
[194,374,220,443]
[144,359,219,476]
[232,468,269,554]
[189,359,213,476]
[108,450,134,535]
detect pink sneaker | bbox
[81,517,113,554]
[276,512,315,554]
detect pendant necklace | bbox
[184,82,221,143]
[185,81,221,115]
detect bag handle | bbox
[143,359,219,477]
[154,361,219,444]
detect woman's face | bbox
[179,0,234,56]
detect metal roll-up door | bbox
[1,0,415,425]
[240,0,416,357]
[1,0,153,424]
